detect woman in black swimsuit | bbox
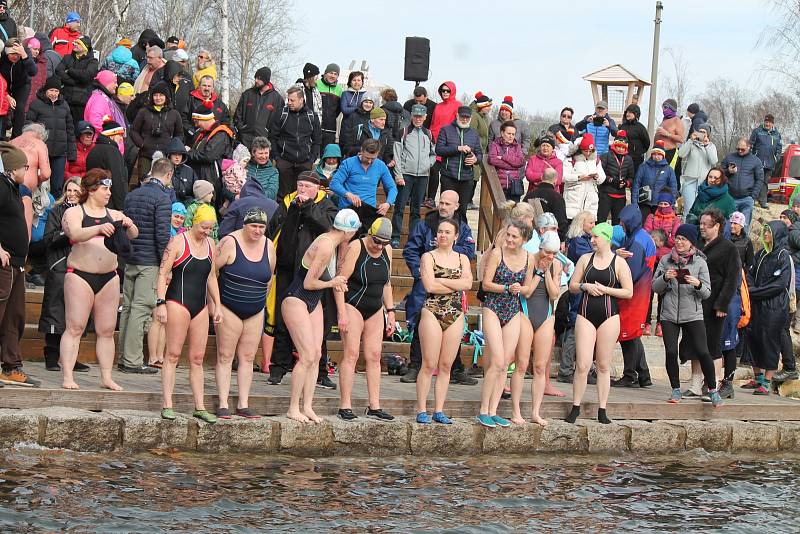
[156,204,222,423]
[335,217,395,421]
[283,209,358,424]
[567,222,633,424]
[60,169,138,391]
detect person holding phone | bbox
[652,223,723,408]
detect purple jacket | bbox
[488,138,525,189]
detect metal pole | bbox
[647,1,663,139]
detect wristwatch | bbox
[156,298,167,307]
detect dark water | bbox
[0,447,798,533]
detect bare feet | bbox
[511,416,527,425]
[101,380,123,391]
[303,408,322,424]
[543,388,566,397]
[62,380,80,390]
[531,415,549,427]
[287,409,310,423]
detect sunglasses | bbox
[561,114,572,118]
[198,55,209,59]
[440,89,451,93]
[371,235,390,245]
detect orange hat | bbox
[116,38,133,48]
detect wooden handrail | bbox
[477,155,507,252]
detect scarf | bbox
[662,108,677,120]
[695,181,728,204]
[669,244,696,267]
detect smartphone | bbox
[676,268,690,283]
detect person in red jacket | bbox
[49,12,83,57]
[67,121,96,178]
[423,80,458,208]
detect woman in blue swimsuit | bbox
[282,209,359,424]
[214,208,276,419]
[156,204,222,423]
[567,222,633,424]
[477,221,536,429]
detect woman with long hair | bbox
[477,221,536,428]
[416,218,474,424]
[283,209,359,424]
[340,71,365,118]
[60,169,139,390]
[566,222,633,424]
[157,204,222,423]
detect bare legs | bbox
[570,315,619,423]
[283,298,324,423]
[416,309,463,414]
[510,318,533,424]
[147,319,166,366]
[530,317,555,426]
[479,310,521,417]
[60,273,122,390]
[162,303,210,411]
[340,306,385,410]
[216,307,263,411]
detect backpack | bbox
[277,105,316,131]
[737,268,751,329]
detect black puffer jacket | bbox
[165,137,197,203]
[233,84,284,149]
[599,151,634,196]
[269,104,321,164]
[26,88,76,160]
[188,122,234,208]
[38,202,73,335]
[161,61,193,135]
[123,179,172,266]
[86,135,128,210]
[701,235,742,314]
[339,107,370,155]
[382,100,406,141]
[56,37,99,116]
[130,82,183,158]
[621,104,651,168]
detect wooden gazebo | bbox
[582,64,650,124]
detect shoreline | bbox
[1,407,799,456]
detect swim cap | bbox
[243,208,268,226]
[592,222,613,243]
[368,217,392,242]
[333,208,361,232]
[536,212,558,230]
[193,203,217,225]
[540,230,560,253]
[171,202,187,216]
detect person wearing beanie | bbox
[85,116,129,209]
[653,97,685,171]
[340,70,366,119]
[99,40,141,85]
[562,133,605,220]
[685,166,735,226]
[341,106,394,163]
[0,141,42,387]
[435,100,483,219]
[489,95,531,153]
[27,76,77,195]
[232,66,283,149]
[84,70,129,146]
[298,62,323,121]
[525,134,563,198]
[643,191,681,259]
[728,209,754,271]
[314,62,342,148]
[129,80,183,176]
[466,92,492,208]
[598,131,635,225]
[187,103,234,211]
[678,122,717,213]
[182,179,218,240]
[685,102,708,138]
[24,37,48,113]
[574,100,618,157]
[56,34,98,124]
[632,139,678,220]
[750,113,783,209]
[50,11,83,57]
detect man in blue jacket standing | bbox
[576,100,618,156]
[749,114,782,209]
[435,106,483,219]
[400,190,477,385]
[118,158,172,373]
[721,138,765,229]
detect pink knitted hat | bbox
[95,70,117,87]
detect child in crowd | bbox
[649,228,668,337]
[184,179,218,240]
[221,143,251,209]
[643,192,681,336]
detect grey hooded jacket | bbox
[394,125,436,177]
[652,249,711,324]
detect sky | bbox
[286,0,779,127]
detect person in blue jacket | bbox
[575,100,618,156]
[750,113,782,208]
[399,190,477,386]
[632,140,678,221]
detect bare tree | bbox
[659,47,690,110]
[759,0,800,96]
[696,78,753,153]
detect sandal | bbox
[216,407,233,419]
[235,407,261,419]
[160,408,176,420]
[193,410,218,424]
[149,361,163,369]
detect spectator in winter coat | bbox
[130,81,183,176]
[33,32,61,78]
[528,168,568,240]
[50,11,82,56]
[685,103,708,138]
[598,132,634,225]
[346,107,395,163]
[620,104,650,172]
[525,135,564,196]
[562,133,605,219]
[424,81,459,206]
[750,113,782,208]
[158,61,193,136]
[488,120,525,201]
[56,36,98,125]
[233,67,283,150]
[188,76,230,138]
[23,38,47,112]
[435,106,483,218]
[340,71,365,118]
[339,94,374,155]
[130,29,163,68]
[632,140,678,221]
[99,43,140,84]
[653,99,685,168]
[729,210,754,269]
[0,0,17,40]
[488,96,532,153]
[316,63,341,147]
[118,157,172,373]
[686,166,736,225]
[164,136,195,204]
[678,123,717,214]
[10,123,50,236]
[314,143,342,188]
[402,86,436,129]
[187,109,234,210]
[575,100,618,156]
[86,119,128,209]
[192,49,217,88]
[26,77,76,194]
[218,179,278,238]
[269,85,321,201]
[721,138,764,228]
[548,106,578,143]
[66,121,94,178]
[0,38,37,139]
[467,92,492,206]
[246,136,279,200]
[381,87,407,142]
[643,192,681,249]
[133,45,165,97]
[84,71,127,151]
